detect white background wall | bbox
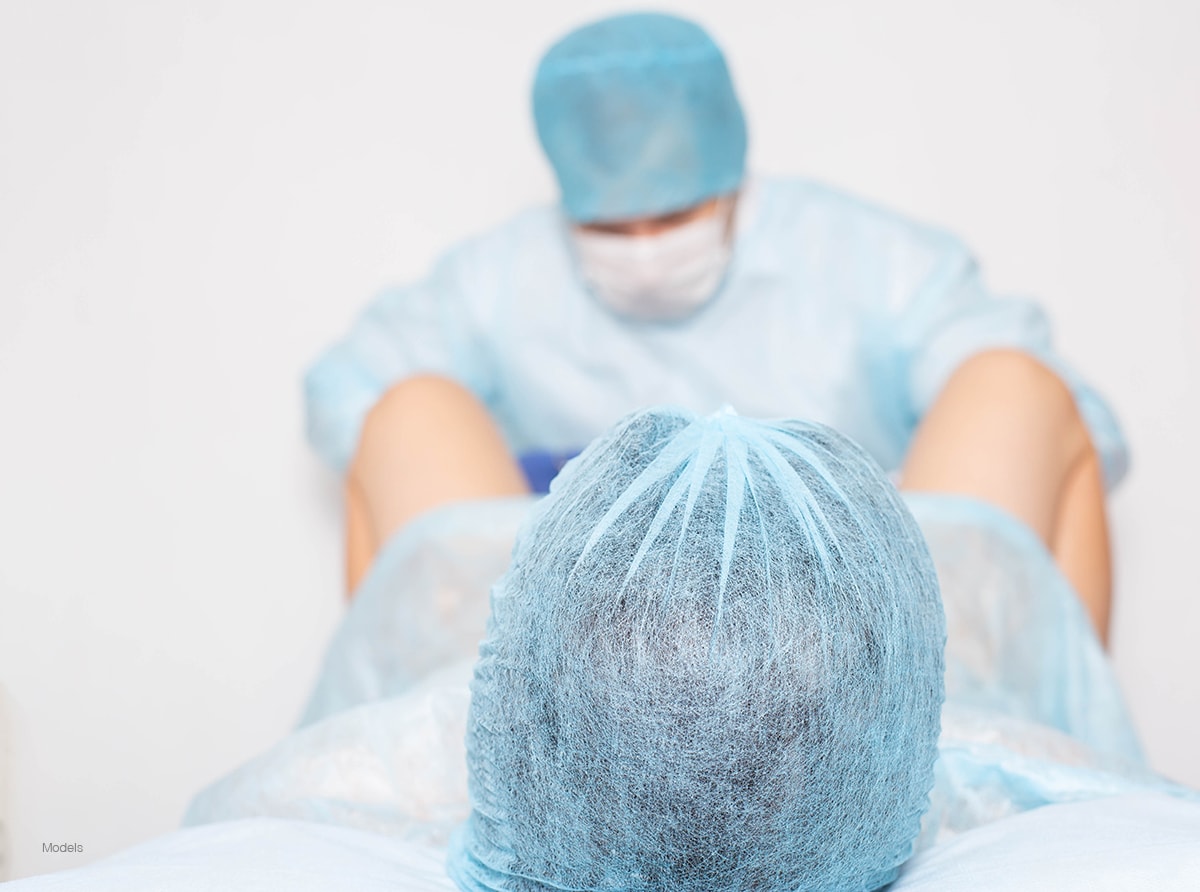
[1,0,1196,881]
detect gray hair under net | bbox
[448,406,946,892]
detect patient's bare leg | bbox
[345,375,529,595]
[901,350,1113,644]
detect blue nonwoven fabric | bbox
[303,176,1129,490]
[447,407,947,892]
[532,13,747,223]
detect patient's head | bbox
[449,408,946,892]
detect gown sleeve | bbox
[303,248,494,474]
[895,240,1129,489]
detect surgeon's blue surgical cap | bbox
[448,408,947,892]
[532,13,748,223]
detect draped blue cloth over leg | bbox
[189,477,1187,860]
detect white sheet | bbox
[12,794,1200,890]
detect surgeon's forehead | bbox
[577,197,722,235]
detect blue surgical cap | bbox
[449,408,946,892]
[532,13,748,223]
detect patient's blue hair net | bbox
[449,408,946,892]
[532,13,747,223]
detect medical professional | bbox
[305,12,1125,630]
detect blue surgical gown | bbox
[305,176,1128,486]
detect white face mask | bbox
[572,198,736,321]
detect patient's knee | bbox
[950,349,1091,459]
[952,350,1074,413]
[367,374,481,426]
[353,375,485,475]
[952,349,1065,398]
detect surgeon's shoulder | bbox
[755,174,969,260]
[342,204,561,338]
[437,203,564,277]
